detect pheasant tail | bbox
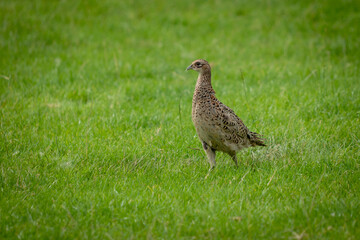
[249,131,266,147]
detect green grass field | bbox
[1,0,360,239]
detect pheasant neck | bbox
[196,70,213,91]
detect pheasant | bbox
[186,59,266,169]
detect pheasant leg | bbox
[202,141,216,169]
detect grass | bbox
[1,0,359,239]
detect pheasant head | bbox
[186,59,211,73]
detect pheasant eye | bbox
[195,62,201,66]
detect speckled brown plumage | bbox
[186,59,266,169]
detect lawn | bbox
[1,0,359,239]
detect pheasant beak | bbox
[186,64,193,71]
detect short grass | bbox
[1,0,360,239]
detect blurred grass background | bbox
[1,0,359,239]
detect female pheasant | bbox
[186,59,266,169]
